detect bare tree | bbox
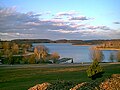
[109,52,115,62]
[90,46,104,62]
[116,50,120,62]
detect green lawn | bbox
[0,64,120,90]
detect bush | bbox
[78,80,101,90]
[86,60,103,80]
[47,80,77,90]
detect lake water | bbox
[32,43,117,63]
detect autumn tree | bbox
[11,43,19,54]
[2,42,12,62]
[90,46,104,62]
[0,42,2,49]
[51,52,60,63]
[34,45,49,63]
[2,42,9,49]
[21,44,31,54]
[28,54,36,64]
[1,42,16,64]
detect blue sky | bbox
[0,0,120,40]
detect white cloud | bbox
[69,16,89,21]
[0,32,9,35]
[0,7,119,40]
[25,22,40,26]
[48,29,79,34]
[56,11,79,16]
[87,25,111,30]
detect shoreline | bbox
[72,44,92,46]
[96,48,120,50]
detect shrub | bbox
[47,80,77,90]
[78,81,101,90]
[50,52,60,63]
[86,60,103,80]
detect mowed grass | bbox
[0,64,120,90]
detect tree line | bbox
[0,42,60,64]
[0,42,31,64]
[11,39,120,45]
[96,41,120,49]
[0,41,120,64]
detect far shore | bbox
[96,48,120,50]
[72,45,120,50]
[72,44,92,46]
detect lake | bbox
[32,43,117,63]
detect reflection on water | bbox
[33,43,117,63]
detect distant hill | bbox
[11,39,53,44]
[6,39,120,45]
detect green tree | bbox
[86,60,103,80]
[22,55,28,64]
[0,49,3,60]
[7,52,13,64]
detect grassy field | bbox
[0,63,120,90]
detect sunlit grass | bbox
[0,64,120,90]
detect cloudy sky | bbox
[0,0,120,40]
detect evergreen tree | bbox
[86,60,103,80]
